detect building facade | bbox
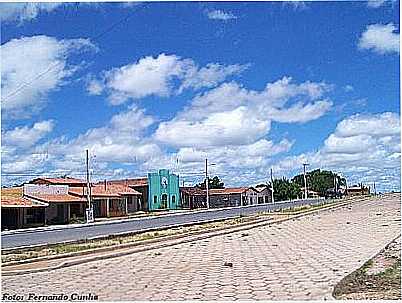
[1,187,48,230]
[208,188,249,208]
[254,185,273,204]
[148,169,180,211]
[180,187,206,209]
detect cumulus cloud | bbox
[1,35,96,118]
[206,9,237,21]
[0,3,63,23]
[367,0,396,8]
[155,106,271,148]
[86,77,104,95]
[2,120,54,149]
[92,53,248,105]
[1,105,160,182]
[358,23,400,54]
[155,77,332,148]
[344,85,354,92]
[48,105,159,165]
[273,112,401,192]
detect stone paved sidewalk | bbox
[2,194,400,301]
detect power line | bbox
[1,3,148,104]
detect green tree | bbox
[197,176,224,189]
[292,169,346,196]
[268,177,301,201]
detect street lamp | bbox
[205,159,216,209]
[303,163,309,200]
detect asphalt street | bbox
[2,198,329,249]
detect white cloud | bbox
[367,0,396,8]
[367,0,386,7]
[93,53,248,105]
[155,106,271,148]
[334,112,400,137]
[0,3,63,23]
[358,23,400,54]
[1,35,96,118]
[207,9,237,21]
[265,100,333,123]
[86,77,104,95]
[2,120,54,149]
[179,63,249,92]
[1,106,160,183]
[155,77,332,148]
[344,85,354,92]
[273,112,401,192]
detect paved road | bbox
[2,194,400,300]
[2,198,327,249]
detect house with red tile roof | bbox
[69,182,142,218]
[96,178,149,211]
[208,186,273,208]
[180,186,206,209]
[1,187,48,230]
[29,177,87,187]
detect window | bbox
[172,195,176,204]
[154,195,157,204]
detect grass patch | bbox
[333,251,401,300]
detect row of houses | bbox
[1,169,273,230]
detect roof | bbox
[348,186,368,191]
[180,187,206,195]
[69,183,142,198]
[254,186,269,193]
[1,187,48,208]
[209,187,250,195]
[26,193,87,204]
[99,178,148,187]
[30,177,86,185]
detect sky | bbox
[1,1,400,192]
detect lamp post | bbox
[205,159,216,209]
[303,163,309,199]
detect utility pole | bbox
[373,182,377,196]
[303,163,309,199]
[270,168,275,203]
[205,158,209,209]
[334,175,337,198]
[86,149,93,223]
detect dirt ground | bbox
[333,236,401,300]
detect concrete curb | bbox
[1,197,366,276]
[329,233,402,300]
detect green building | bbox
[147,169,180,211]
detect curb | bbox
[330,233,402,300]
[1,197,367,276]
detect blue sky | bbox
[1,1,400,191]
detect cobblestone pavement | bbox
[2,194,400,301]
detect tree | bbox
[197,176,224,189]
[268,177,301,201]
[291,169,346,196]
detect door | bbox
[161,194,168,209]
[57,204,66,223]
